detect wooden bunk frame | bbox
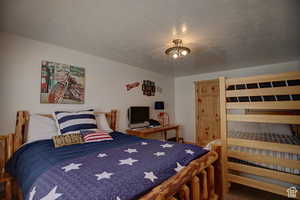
[0,110,223,200]
[219,71,300,199]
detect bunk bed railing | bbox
[227,114,300,124]
[219,71,300,199]
[227,150,300,170]
[225,71,300,86]
[226,85,300,96]
[227,138,300,154]
[227,173,295,198]
[228,162,300,185]
[226,101,300,110]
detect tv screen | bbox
[129,106,150,124]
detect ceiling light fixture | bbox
[165,39,191,59]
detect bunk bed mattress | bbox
[228,130,300,175]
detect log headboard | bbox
[0,110,117,182]
[13,110,117,153]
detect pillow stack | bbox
[51,109,114,147]
[53,109,98,135]
[26,109,115,147]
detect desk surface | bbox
[126,124,179,134]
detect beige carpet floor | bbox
[225,183,291,200]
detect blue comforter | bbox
[6,132,208,200]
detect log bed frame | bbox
[0,110,223,200]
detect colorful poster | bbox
[40,60,85,104]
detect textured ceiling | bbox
[1,0,300,77]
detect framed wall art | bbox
[40,60,85,104]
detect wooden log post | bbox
[5,178,12,200]
[191,176,200,200]
[0,134,14,200]
[200,170,208,200]
[14,111,29,152]
[207,165,216,200]
[108,109,117,131]
[219,77,229,195]
[179,184,190,200]
[212,145,223,200]
[0,136,6,176]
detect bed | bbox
[228,129,300,175]
[0,110,223,200]
[219,71,300,199]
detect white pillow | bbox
[27,114,58,143]
[204,139,221,150]
[228,122,293,136]
[95,114,113,133]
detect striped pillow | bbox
[80,129,113,143]
[53,110,98,135]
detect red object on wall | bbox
[126,82,140,91]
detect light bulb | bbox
[182,25,187,33]
[173,53,178,59]
[181,50,188,56]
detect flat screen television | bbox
[128,106,150,124]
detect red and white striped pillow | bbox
[80,129,113,143]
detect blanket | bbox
[6,132,208,200]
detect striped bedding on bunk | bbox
[228,130,300,175]
[226,78,300,103]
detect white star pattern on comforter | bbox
[26,139,207,200]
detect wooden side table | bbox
[126,124,180,142]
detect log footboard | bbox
[141,145,223,200]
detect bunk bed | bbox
[219,71,300,199]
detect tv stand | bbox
[126,124,180,142]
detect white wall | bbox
[0,32,175,134]
[174,61,300,142]
[1,32,299,142]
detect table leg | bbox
[163,130,167,141]
[176,127,180,142]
